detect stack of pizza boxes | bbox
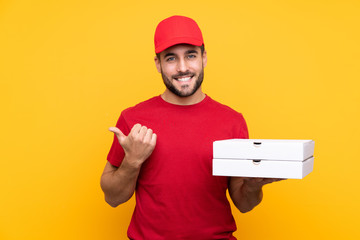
[212,139,315,179]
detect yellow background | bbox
[1,0,359,239]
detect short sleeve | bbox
[107,113,130,167]
[238,113,249,139]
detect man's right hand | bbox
[109,124,157,168]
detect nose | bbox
[177,58,188,73]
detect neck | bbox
[161,88,206,106]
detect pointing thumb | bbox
[109,127,126,144]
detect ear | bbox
[202,50,207,68]
[154,56,161,73]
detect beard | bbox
[161,69,204,98]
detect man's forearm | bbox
[100,157,141,207]
[230,177,284,213]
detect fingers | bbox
[243,177,285,187]
[150,133,157,146]
[130,124,148,141]
[130,123,142,137]
[143,128,153,143]
[260,178,286,185]
[109,124,157,164]
[139,126,148,140]
[112,124,157,146]
[141,127,157,148]
[244,177,262,183]
[270,178,286,182]
[131,124,156,144]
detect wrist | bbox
[121,156,143,171]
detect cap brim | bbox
[155,37,203,54]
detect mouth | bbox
[174,75,194,82]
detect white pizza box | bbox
[213,139,315,161]
[213,157,314,179]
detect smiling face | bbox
[155,44,207,103]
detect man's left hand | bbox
[242,177,285,192]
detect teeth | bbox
[176,77,191,82]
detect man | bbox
[101,15,281,239]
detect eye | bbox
[187,54,196,59]
[166,57,175,62]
